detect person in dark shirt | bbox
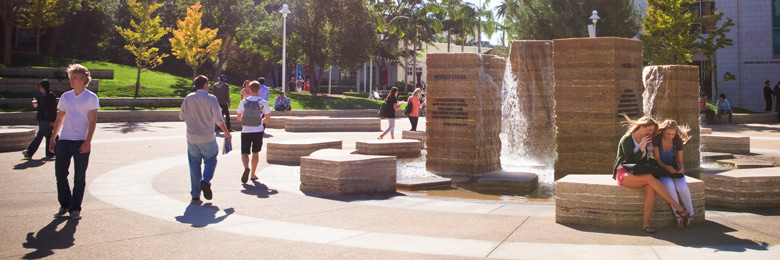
[774,82,780,120]
[763,80,773,112]
[212,74,231,132]
[22,80,58,159]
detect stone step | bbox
[716,159,775,169]
[477,172,538,195]
[700,167,780,209]
[309,149,357,157]
[701,152,735,162]
[700,134,750,154]
[300,153,397,196]
[700,127,712,134]
[285,117,381,132]
[355,139,422,158]
[0,79,100,95]
[266,138,342,165]
[401,131,427,149]
[396,177,452,191]
[0,67,114,79]
[0,129,36,152]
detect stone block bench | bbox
[402,131,427,149]
[556,174,705,228]
[397,177,452,191]
[716,159,775,169]
[266,138,342,165]
[700,134,750,154]
[700,128,712,134]
[300,153,397,195]
[0,67,114,79]
[701,152,734,162]
[478,172,538,195]
[309,149,357,157]
[0,129,35,152]
[700,168,780,209]
[0,78,99,95]
[285,117,380,132]
[355,139,422,158]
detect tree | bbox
[641,0,698,64]
[500,0,641,40]
[199,0,262,79]
[17,0,65,54]
[387,0,442,90]
[116,0,169,98]
[0,0,25,65]
[170,2,222,77]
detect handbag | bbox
[377,102,388,118]
[622,160,659,175]
[403,99,413,116]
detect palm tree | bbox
[452,3,477,52]
[388,0,442,91]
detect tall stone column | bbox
[642,65,701,170]
[426,53,504,175]
[553,37,644,180]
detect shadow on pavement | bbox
[22,218,79,259]
[175,201,234,228]
[101,122,171,134]
[562,220,771,252]
[241,180,279,198]
[706,124,780,134]
[13,158,50,170]
[301,191,406,202]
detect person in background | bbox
[256,77,270,101]
[370,88,381,100]
[652,120,694,229]
[295,77,304,92]
[288,76,295,93]
[240,80,251,100]
[23,80,58,159]
[180,75,231,201]
[213,74,231,132]
[763,80,773,112]
[378,87,401,140]
[236,81,271,183]
[304,78,311,92]
[698,94,714,124]
[274,92,292,111]
[406,88,426,131]
[774,82,780,121]
[49,64,100,220]
[716,93,732,124]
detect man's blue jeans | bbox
[55,140,89,212]
[187,140,218,198]
[26,120,54,157]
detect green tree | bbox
[387,0,442,90]
[115,0,169,98]
[641,0,698,64]
[0,0,25,66]
[500,0,641,40]
[17,0,65,54]
[170,2,222,77]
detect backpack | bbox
[403,98,414,116]
[377,102,388,118]
[242,99,265,126]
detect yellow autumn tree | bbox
[170,2,221,77]
[115,0,169,98]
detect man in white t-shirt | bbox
[48,64,100,220]
[236,81,271,183]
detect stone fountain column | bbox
[552,37,644,180]
[642,65,701,170]
[426,53,504,175]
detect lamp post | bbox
[588,10,600,38]
[280,4,291,92]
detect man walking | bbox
[236,81,271,183]
[257,77,270,101]
[48,64,100,219]
[180,75,232,201]
[763,80,773,112]
[213,74,231,132]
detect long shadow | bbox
[241,180,279,198]
[706,124,780,134]
[561,220,770,252]
[22,218,79,259]
[13,158,50,170]
[301,190,406,202]
[174,201,234,228]
[171,78,194,97]
[100,122,172,134]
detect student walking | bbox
[48,64,100,219]
[257,77,270,101]
[236,81,271,183]
[378,87,401,140]
[23,80,58,159]
[213,74,231,132]
[180,75,232,201]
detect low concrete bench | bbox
[355,139,422,158]
[397,177,452,191]
[0,78,99,95]
[556,174,705,228]
[285,117,380,132]
[266,138,342,165]
[700,168,780,209]
[478,172,538,195]
[0,129,35,152]
[309,149,357,157]
[402,131,426,149]
[700,134,750,154]
[731,113,779,124]
[716,159,775,169]
[0,68,114,79]
[700,128,712,134]
[300,153,397,195]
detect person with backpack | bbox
[236,81,271,183]
[22,80,58,159]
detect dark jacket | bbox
[612,134,651,179]
[385,94,397,118]
[36,93,57,122]
[765,85,774,99]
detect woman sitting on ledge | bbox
[652,120,694,229]
[613,115,690,234]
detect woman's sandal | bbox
[677,209,690,226]
[642,226,656,234]
[675,217,685,229]
[684,217,694,228]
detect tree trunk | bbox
[447,32,451,53]
[477,16,482,53]
[411,27,417,93]
[3,23,11,66]
[315,63,325,97]
[213,35,234,80]
[192,68,197,78]
[461,31,465,52]
[135,66,142,98]
[403,40,408,89]
[35,30,41,55]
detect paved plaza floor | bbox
[1,118,779,259]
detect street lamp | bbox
[588,10,600,38]
[280,4,291,92]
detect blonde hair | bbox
[657,119,691,144]
[66,64,92,86]
[620,114,659,135]
[412,88,422,97]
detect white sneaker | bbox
[70,210,81,219]
[54,208,67,218]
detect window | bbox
[773,0,780,55]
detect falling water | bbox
[642,66,668,118]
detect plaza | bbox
[1,118,779,259]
